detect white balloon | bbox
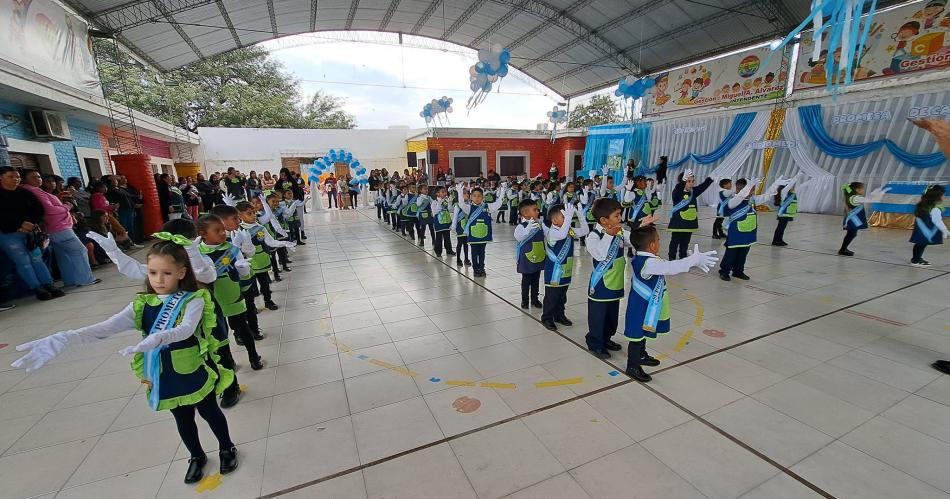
[478,49,490,62]
[447,106,453,113]
[491,43,503,54]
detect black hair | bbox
[235,200,255,213]
[471,187,483,195]
[209,204,239,219]
[718,178,732,188]
[916,185,945,218]
[843,181,864,208]
[547,203,566,220]
[735,178,748,190]
[629,225,659,252]
[592,197,622,223]
[145,241,198,294]
[67,177,82,187]
[774,185,785,207]
[519,198,538,213]
[0,166,15,175]
[160,218,198,239]
[196,214,224,233]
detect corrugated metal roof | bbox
[61,0,908,99]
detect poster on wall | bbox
[795,0,950,90]
[0,0,101,95]
[643,45,788,115]
[606,138,624,170]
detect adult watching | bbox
[0,167,65,300]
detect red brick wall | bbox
[427,136,586,178]
[97,127,173,170]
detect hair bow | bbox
[842,184,853,195]
[152,232,193,247]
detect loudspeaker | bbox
[428,149,439,164]
[407,151,417,167]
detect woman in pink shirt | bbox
[21,170,98,287]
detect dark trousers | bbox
[401,218,415,237]
[585,299,619,351]
[417,221,434,242]
[288,220,302,244]
[170,391,234,458]
[841,229,858,251]
[520,271,541,305]
[913,243,927,261]
[254,273,272,303]
[349,192,358,206]
[772,217,790,244]
[456,236,469,262]
[509,206,519,225]
[470,243,486,272]
[377,205,384,219]
[269,252,282,279]
[327,191,337,208]
[390,212,399,229]
[211,313,240,399]
[540,285,568,324]
[496,209,506,223]
[712,217,725,238]
[243,289,260,333]
[720,246,750,276]
[668,232,692,260]
[434,230,454,255]
[228,313,260,362]
[626,340,647,371]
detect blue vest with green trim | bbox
[724,198,758,248]
[587,229,626,302]
[515,221,546,274]
[544,231,575,287]
[464,203,493,244]
[844,196,868,231]
[434,200,453,232]
[624,254,670,341]
[777,192,797,219]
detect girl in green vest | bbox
[12,239,239,485]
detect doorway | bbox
[84,158,103,181]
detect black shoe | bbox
[446,251,457,256]
[435,252,442,257]
[456,259,464,266]
[220,389,242,409]
[301,234,307,240]
[711,234,723,239]
[282,266,292,272]
[521,301,529,309]
[297,240,306,245]
[264,301,279,311]
[640,355,661,367]
[932,360,950,375]
[911,259,932,267]
[474,270,486,277]
[625,366,652,382]
[234,335,245,346]
[0,303,14,312]
[772,241,788,246]
[719,273,731,281]
[43,284,65,298]
[732,272,750,280]
[464,260,471,266]
[555,317,573,326]
[250,357,264,370]
[273,275,282,282]
[838,249,854,256]
[605,340,622,351]
[184,455,207,484]
[589,348,611,359]
[531,299,543,308]
[34,288,54,301]
[219,447,238,474]
[542,321,558,331]
[253,331,264,341]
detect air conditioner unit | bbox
[28,110,71,141]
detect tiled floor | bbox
[1,205,948,499]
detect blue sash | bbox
[671,196,691,215]
[212,246,238,276]
[589,234,621,294]
[631,269,665,332]
[144,291,191,410]
[779,194,795,215]
[915,217,940,242]
[727,203,752,226]
[463,204,485,236]
[845,205,864,228]
[545,237,573,284]
[629,194,647,221]
[514,224,541,260]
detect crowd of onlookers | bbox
[0,166,309,310]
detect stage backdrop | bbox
[0,0,101,95]
[644,45,789,115]
[795,0,950,90]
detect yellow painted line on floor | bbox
[369,359,418,377]
[195,473,222,493]
[534,377,583,388]
[480,382,517,389]
[444,380,477,386]
[673,330,694,352]
[686,293,704,326]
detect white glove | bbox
[563,203,576,220]
[284,241,297,253]
[234,258,252,276]
[688,244,719,273]
[11,332,73,372]
[526,220,541,232]
[86,231,121,260]
[238,232,254,257]
[868,187,890,202]
[185,236,203,261]
[222,193,236,207]
[587,170,596,180]
[118,334,164,357]
[601,165,609,176]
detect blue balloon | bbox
[643,77,656,89]
[499,49,511,65]
[497,66,508,77]
[482,80,492,92]
[352,161,361,168]
[474,62,487,73]
[470,81,479,92]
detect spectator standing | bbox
[325,173,338,209]
[155,173,171,222]
[261,171,276,191]
[67,177,92,217]
[247,171,262,199]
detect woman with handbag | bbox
[0,167,64,300]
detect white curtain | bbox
[695,111,772,207]
[781,108,837,214]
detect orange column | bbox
[113,154,163,236]
[174,162,202,180]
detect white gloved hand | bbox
[221,193,236,207]
[118,334,164,357]
[234,258,252,276]
[688,244,719,273]
[284,241,297,253]
[526,220,541,232]
[185,236,203,259]
[86,231,121,259]
[587,170,596,180]
[601,165,609,176]
[563,203,576,220]
[869,187,890,201]
[11,333,71,372]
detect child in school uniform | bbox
[280,189,306,245]
[431,186,456,258]
[771,173,806,246]
[624,225,718,381]
[454,182,508,277]
[236,201,295,310]
[387,183,401,231]
[539,202,590,331]
[452,188,472,267]
[667,169,714,260]
[211,205,266,344]
[508,182,525,226]
[514,199,547,309]
[584,197,634,359]
[259,195,291,279]
[579,179,596,246]
[910,184,947,266]
[400,184,418,239]
[712,178,732,239]
[415,184,435,246]
[13,240,240,484]
[718,177,786,281]
[838,182,888,256]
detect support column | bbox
[113,154,163,236]
[174,162,201,180]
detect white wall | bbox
[195,127,413,175]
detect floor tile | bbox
[260,416,360,495]
[570,444,705,499]
[0,438,96,499]
[363,443,477,499]
[351,396,443,463]
[752,379,875,437]
[506,473,592,499]
[523,400,633,469]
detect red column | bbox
[113,154,163,236]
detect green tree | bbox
[568,95,620,128]
[95,41,355,132]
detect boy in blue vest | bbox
[539,202,590,331]
[415,184,434,246]
[771,173,806,246]
[584,197,633,359]
[454,182,507,277]
[625,225,718,381]
[431,186,456,257]
[667,169,714,260]
[621,175,660,255]
[451,189,472,266]
[400,184,418,240]
[712,178,732,239]
[514,199,547,309]
[719,177,786,281]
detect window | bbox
[499,156,525,176]
[84,158,103,181]
[453,156,482,178]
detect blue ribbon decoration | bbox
[637,112,757,174]
[144,291,191,410]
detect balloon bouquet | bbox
[467,45,511,110]
[614,75,655,121]
[420,96,454,127]
[546,106,568,142]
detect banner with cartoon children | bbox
[643,45,788,115]
[0,0,101,95]
[796,0,950,90]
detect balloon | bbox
[497,65,508,77]
[643,78,655,88]
[475,61,487,73]
[469,66,477,76]
[352,161,360,168]
[478,49,490,62]
[447,106,453,113]
[470,81,479,91]
[625,75,636,85]
[499,49,510,65]
[491,43,503,54]
[615,88,622,96]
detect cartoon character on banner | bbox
[614,76,655,121]
[546,106,568,142]
[467,45,511,110]
[419,96,454,127]
[770,0,880,93]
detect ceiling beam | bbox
[504,0,589,51]
[91,0,215,32]
[214,0,242,48]
[266,0,278,37]
[410,0,442,35]
[469,0,526,48]
[520,0,674,72]
[378,0,401,31]
[311,0,318,31]
[150,0,204,60]
[443,0,488,39]
[345,0,360,30]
